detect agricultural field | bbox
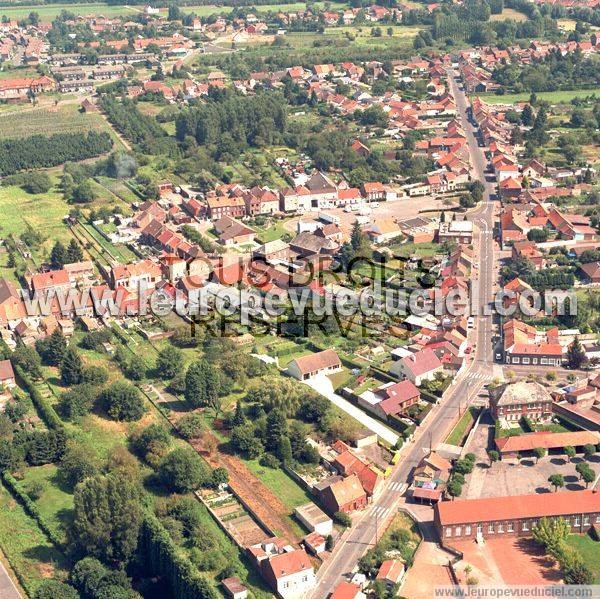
[489,8,528,22]
[185,1,347,16]
[0,102,129,151]
[324,24,425,42]
[0,3,138,22]
[479,88,600,105]
[0,104,108,140]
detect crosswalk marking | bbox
[465,371,491,382]
[388,481,404,492]
[371,506,389,518]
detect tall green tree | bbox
[566,336,587,369]
[72,473,143,562]
[155,345,183,380]
[548,473,565,492]
[60,347,84,386]
[50,241,68,269]
[158,447,211,493]
[66,238,84,263]
[100,381,145,421]
[184,359,221,412]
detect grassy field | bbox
[0,3,138,21]
[0,181,72,252]
[324,24,424,42]
[446,406,480,446]
[565,533,600,583]
[489,8,528,22]
[0,1,348,20]
[0,480,69,595]
[479,88,600,105]
[19,465,73,544]
[186,1,347,16]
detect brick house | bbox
[29,269,72,297]
[489,381,553,423]
[512,241,544,270]
[435,490,600,543]
[213,216,256,246]
[316,474,367,514]
[206,195,246,220]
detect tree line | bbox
[0,131,112,176]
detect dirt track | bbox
[191,431,301,544]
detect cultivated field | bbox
[0,104,111,140]
[479,88,600,105]
[489,8,528,22]
[0,3,138,21]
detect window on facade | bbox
[507,522,514,532]
[498,523,504,533]
[488,523,494,533]
[522,521,529,531]
[455,527,461,537]
[445,528,451,537]
[583,516,590,526]
[522,358,530,364]
[574,517,580,526]
[465,525,472,536]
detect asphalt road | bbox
[0,559,21,599]
[310,69,498,598]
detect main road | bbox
[310,69,499,598]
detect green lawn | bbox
[445,406,480,446]
[19,465,73,544]
[244,458,312,512]
[479,88,600,105]
[565,533,600,583]
[0,480,69,596]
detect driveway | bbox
[303,374,399,446]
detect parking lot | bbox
[463,453,599,499]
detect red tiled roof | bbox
[330,581,362,599]
[401,348,442,377]
[495,430,600,453]
[290,349,341,376]
[437,490,600,526]
[263,549,312,579]
[0,359,14,382]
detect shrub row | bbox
[138,515,218,599]
[14,365,64,431]
[1,472,63,548]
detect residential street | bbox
[310,68,498,598]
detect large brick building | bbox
[489,381,553,423]
[435,490,600,542]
